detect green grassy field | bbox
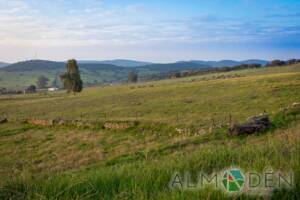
[0,65,300,199]
[0,68,125,89]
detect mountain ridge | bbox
[185,59,269,67]
[0,59,211,89]
[2,59,269,70]
[0,59,269,89]
[78,59,153,67]
[0,62,9,68]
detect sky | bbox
[0,0,300,63]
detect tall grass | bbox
[1,123,300,199]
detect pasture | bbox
[0,64,300,199]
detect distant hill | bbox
[240,59,269,66]
[0,60,130,88]
[0,59,270,89]
[0,62,9,68]
[2,60,132,71]
[1,60,64,72]
[188,59,269,67]
[0,60,211,89]
[79,59,153,67]
[139,62,210,72]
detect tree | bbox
[37,75,49,88]
[172,72,181,78]
[25,85,36,94]
[0,88,7,94]
[52,75,60,88]
[60,59,83,94]
[128,71,138,83]
[287,59,297,65]
[267,60,286,67]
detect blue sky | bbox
[0,0,300,62]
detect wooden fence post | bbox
[211,117,216,129]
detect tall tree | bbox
[128,71,138,83]
[36,75,49,88]
[52,74,60,88]
[25,85,36,94]
[60,59,83,94]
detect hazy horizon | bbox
[0,58,274,65]
[1,0,300,63]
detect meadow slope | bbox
[0,64,300,199]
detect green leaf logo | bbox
[222,169,245,192]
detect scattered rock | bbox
[57,119,68,126]
[292,102,300,108]
[0,118,8,124]
[176,128,188,134]
[287,102,300,116]
[197,129,206,136]
[103,121,137,130]
[25,117,138,130]
[175,128,181,133]
[27,119,53,126]
[229,114,271,136]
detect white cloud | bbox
[0,0,299,62]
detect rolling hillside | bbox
[0,59,270,89]
[187,59,268,67]
[0,60,210,89]
[0,59,268,89]
[0,60,130,88]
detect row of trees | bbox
[266,59,300,67]
[37,75,49,88]
[169,63,263,79]
[36,75,60,89]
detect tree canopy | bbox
[60,59,83,94]
[128,71,138,83]
[36,75,49,88]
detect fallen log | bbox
[229,114,271,136]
